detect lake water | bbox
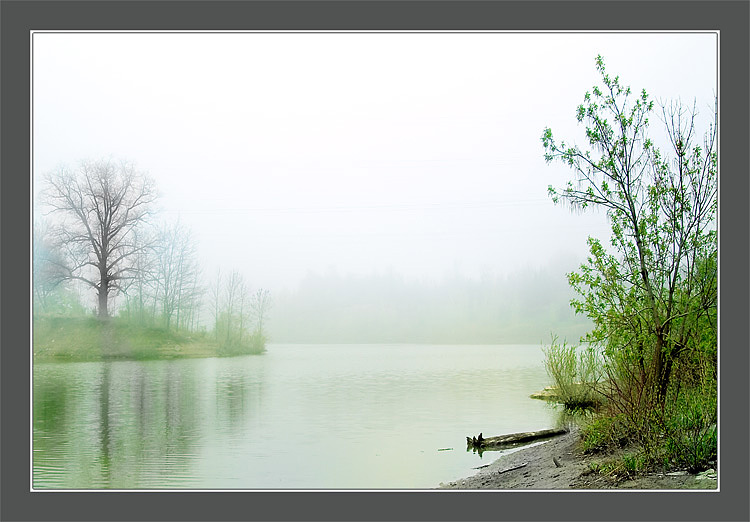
[33,344,562,489]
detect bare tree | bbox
[152,221,202,330]
[120,226,159,325]
[223,270,244,346]
[210,268,223,340]
[42,159,157,319]
[176,257,202,332]
[250,288,273,339]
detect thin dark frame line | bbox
[29,30,719,34]
[29,29,720,494]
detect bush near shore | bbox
[33,316,265,362]
[543,338,717,476]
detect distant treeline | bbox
[268,266,591,344]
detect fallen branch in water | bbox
[467,428,568,449]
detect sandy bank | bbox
[438,427,717,490]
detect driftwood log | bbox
[498,462,528,475]
[466,427,568,449]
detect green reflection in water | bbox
[34,345,555,489]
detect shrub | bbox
[218,330,266,356]
[622,452,646,475]
[656,380,717,472]
[543,337,603,410]
[581,414,631,453]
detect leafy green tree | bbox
[542,56,717,405]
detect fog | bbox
[268,257,593,343]
[32,32,717,332]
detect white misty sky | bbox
[32,32,717,292]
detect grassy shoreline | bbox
[33,316,265,362]
[440,426,717,490]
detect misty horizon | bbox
[32,32,717,331]
[267,261,592,344]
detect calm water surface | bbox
[33,344,560,489]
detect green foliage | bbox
[33,316,181,360]
[622,452,647,475]
[588,452,647,480]
[33,223,86,316]
[212,310,266,355]
[581,414,631,453]
[588,460,617,475]
[652,377,717,472]
[33,287,87,317]
[542,56,717,474]
[586,451,642,479]
[34,316,104,360]
[33,316,261,361]
[543,55,717,404]
[208,270,270,355]
[215,311,266,356]
[217,330,266,357]
[543,337,603,410]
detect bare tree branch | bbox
[41,159,157,318]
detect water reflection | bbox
[97,362,112,484]
[34,345,556,489]
[214,364,263,432]
[33,371,69,439]
[33,356,272,488]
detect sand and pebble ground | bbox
[438,427,718,490]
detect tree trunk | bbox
[98,276,109,319]
[653,333,670,405]
[658,348,674,405]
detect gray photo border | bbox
[2,1,748,521]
